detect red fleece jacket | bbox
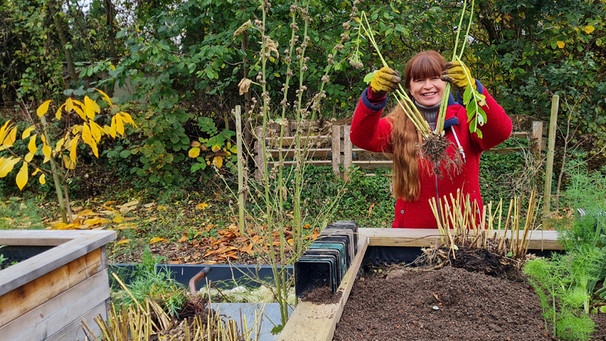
[350,83,512,228]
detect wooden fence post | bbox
[543,95,559,217]
[531,121,544,157]
[343,125,352,181]
[331,126,341,177]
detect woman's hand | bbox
[442,61,476,90]
[370,66,401,96]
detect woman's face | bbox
[408,76,446,107]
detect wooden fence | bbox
[254,121,544,179]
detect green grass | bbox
[0,195,49,230]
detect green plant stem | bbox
[40,115,68,223]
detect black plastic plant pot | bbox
[294,253,339,297]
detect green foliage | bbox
[0,0,65,102]
[524,253,597,341]
[336,168,393,228]
[524,167,606,340]
[188,117,237,174]
[112,248,187,317]
[555,310,595,341]
[480,138,533,203]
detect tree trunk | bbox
[49,0,79,86]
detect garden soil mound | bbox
[333,265,606,341]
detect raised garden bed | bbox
[279,228,563,341]
[0,230,116,341]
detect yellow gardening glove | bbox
[442,61,476,90]
[370,66,401,95]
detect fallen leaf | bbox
[149,237,169,244]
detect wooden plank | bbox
[0,248,104,325]
[0,230,116,295]
[1,270,110,341]
[358,228,562,250]
[264,135,332,146]
[0,229,115,247]
[48,301,108,341]
[266,148,332,159]
[510,131,529,138]
[279,235,369,341]
[266,160,333,166]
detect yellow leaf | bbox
[22,126,36,139]
[96,89,113,106]
[118,112,137,128]
[0,126,17,149]
[89,120,104,141]
[53,222,70,230]
[63,154,76,170]
[27,135,37,153]
[149,237,169,244]
[42,143,52,163]
[55,137,65,153]
[84,96,100,119]
[39,173,46,185]
[188,147,201,158]
[211,144,221,152]
[37,100,52,117]
[105,124,117,138]
[112,115,125,136]
[16,162,28,190]
[0,157,20,177]
[24,151,35,162]
[81,124,99,157]
[113,214,125,223]
[196,203,209,210]
[212,155,223,168]
[55,104,64,120]
[70,135,80,164]
[72,104,86,120]
[0,121,12,144]
[84,217,110,226]
[66,98,74,112]
[557,41,565,49]
[116,239,130,245]
[584,25,595,34]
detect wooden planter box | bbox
[0,230,116,341]
[279,228,561,341]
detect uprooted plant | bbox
[409,190,539,281]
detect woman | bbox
[350,50,512,228]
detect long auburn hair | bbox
[387,50,446,201]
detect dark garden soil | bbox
[332,264,606,341]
